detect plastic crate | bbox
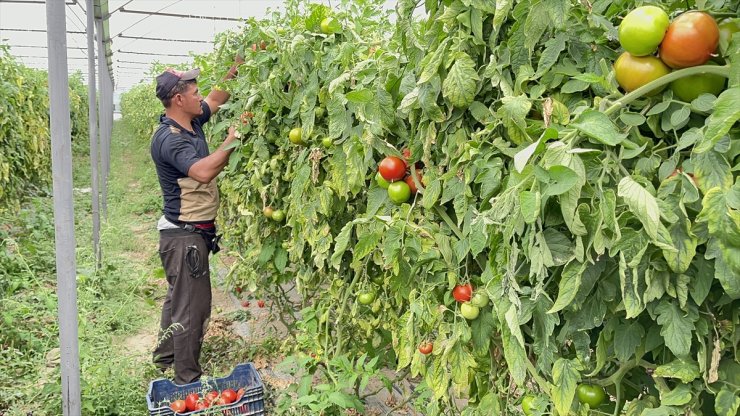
[146,363,265,416]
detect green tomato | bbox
[618,6,669,56]
[387,181,411,204]
[358,291,376,305]
[371,301,381,314]
[271,209,286,222]
[321,137,333,147]
[460,302,480,320]
[375,172,390,189]
[470,291,489,308]
[671,71,726,102]
[314,107,326,118]
[576,384,606,408]
[289,127,305,145]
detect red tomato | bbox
[452,284,473,303]
[378,156,407,181]
[205,390,219,404]
[241,300,250,308]
[404,175,418,194]
[195,401,209,410]
[659,11,719,68]
[185,393,200,411]
[418,342,433,355]
[236,388,245,401]
[257,299,266,308]
[221,388,238,404]
[170,399,187,413]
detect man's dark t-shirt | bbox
[151,101,218,224]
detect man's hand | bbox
[204,57,242,115]
[187,127,239,184]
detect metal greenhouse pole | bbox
[86,0,101,265]
[45,1,81,415]
[95,16,109,218]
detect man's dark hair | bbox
[160,79,197,108]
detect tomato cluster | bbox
[451,284,489,321]
[170,388,244,414]
[615,7,726,100]
[376,149,424,205]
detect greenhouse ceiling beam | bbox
[46,1,81,414]
[117,49,191,57]
[8,44,89,51]
[0,28,86,35]
[15,54,89,59]
[0,0,75,3]
[118,34,211,44]
[115,7,242,21]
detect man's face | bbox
[175,83,203,117]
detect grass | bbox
[1,120,169,415]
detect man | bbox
[150,60,240,385]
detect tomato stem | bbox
[604,64,731,116]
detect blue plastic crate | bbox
[146,363,265,416]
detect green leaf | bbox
[549,261,584,314]
[551,358,582,416]
[331,222,354,269]
[328,391,361,409]
[273,247,288,272]
[345,88,374,103]
[619,253,645,318]
[654,358,700,383]
[692,149,732,194]
[655,300,696,357]
[442,53,479,108]
[519,191,540,224]
[418,39,450,85]
[697,87,740,153]
[614,321,645,362]
[422,179,441,209]
[661,384,692,406]
[354,230,381,261]
[618,176,661,240]
[715,386,740,416]
[497,95,532,145]
[572,109,627,146]
[662,218,697,274]
[543,165,578,196]
[534,33,567,79]
[670,105,691,128]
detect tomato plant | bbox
[659,11,720,68]
[614,52,671,94]
[193,0,739,413]
[576,384,607,408]
[452,284,472,302]
[618,6,669,56]
[378,156,407,181]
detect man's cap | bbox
[155,68,200,100]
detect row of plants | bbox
[0,45,89,212]
[120,0,739,414]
